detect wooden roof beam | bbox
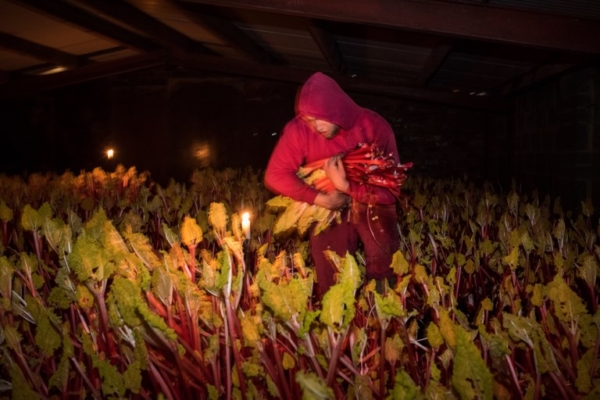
[415,41,453,86]
[170,50,508,112]
[0,50,169,99]
[0,31,86,69]
[76,0,218,56]
[10,0,160,52]
[499,62,580,96]
[173,2,279,63]
[179,0,600,55]
[0,47,508,111]
[309,20,347,75]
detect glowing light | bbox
[39,66,68,75]
[193,142,211,167]
[107,149,114,159]
[241,212,251,240]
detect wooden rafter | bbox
[499,62,580,96]
[170,50,507,112]
[173,2,278,63]
[11,0,160,52]
[75,0,218,56]
[179,0,600,55]
[0,41,509,111]
[0,50,169,99]
[0,31,85,68]
[308,20,346,75]
[415,42,453,86]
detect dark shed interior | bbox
[1,0,599,210]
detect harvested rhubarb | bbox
[267,143,413,236]
[298,142,413,200]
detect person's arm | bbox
[314,190,350,210]
[264,120,321,204]
[323,155,349,192]
[324,117,400,205]
[265,119,351,211]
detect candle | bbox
[241,212,251,240]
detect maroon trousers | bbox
[309,202,400,298]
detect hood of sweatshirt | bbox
[296,72,362,130]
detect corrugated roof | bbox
[490,0,600,20]
[0,0,598,109]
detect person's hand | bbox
[323,155,349,193]
[314,190,350,210]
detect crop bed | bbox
[0,166,598,399]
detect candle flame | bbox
[241,212,251,240]
[107,149,114,159]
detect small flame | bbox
[241,212,251,240]
[107,149,114,159]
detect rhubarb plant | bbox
[0,166,598,399]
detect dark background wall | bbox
[1,67,598,211]
[513,67,600,211]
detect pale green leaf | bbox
[390,250,410,275]
[295,371,334,400]
[451,325,493,400]
[388,370,424,400]
[0,200,13,223]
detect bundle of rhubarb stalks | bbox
[267,142,412,236]
[298,142,413,199]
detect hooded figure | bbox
[265,72,402,297]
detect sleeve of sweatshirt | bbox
[264,121,320,204]
[344,116,400,205]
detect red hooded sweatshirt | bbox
[265,72,400,205]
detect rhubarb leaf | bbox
[576,347,595,393]
[208,202,228,240]
[388,370,423,400]
[181,215,203,248]
[67,236,114,282]
[0,200,13,222]
[123,225,161,272]
[503,313,557,374]
[259,277,309,322]
[390,250,410,275]
[545,274,595,347]
[295,371,334,400]
[0,256,14,308]
[451,325,493,400]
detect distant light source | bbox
[107,149,114,159]
[193,142,211,167]
[39,66,68,75]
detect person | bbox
[264,72,401,298]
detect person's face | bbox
[302,116,341,139]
